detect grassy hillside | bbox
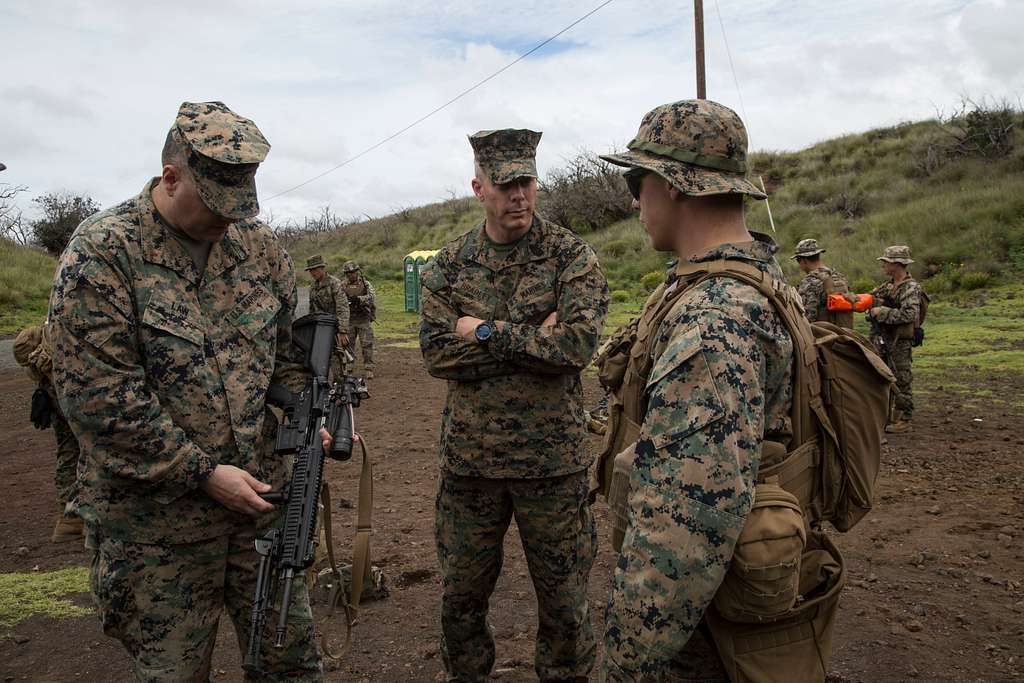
[290,112,1024,303]
[0,238,55,334]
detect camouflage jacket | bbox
[48,179,307,543]
[309,273,351,333]
[419,217,609,478]
[343,276,377,323]
[603,235,794,678]
[796,265,849,322]
[869,276,922,329]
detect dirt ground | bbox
[1,344,1022,682]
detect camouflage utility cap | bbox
[343,260,360,273]
[792,238,826,259]
[304,254,327,271]
[877,245,914,264]
[173,101,271,221]
[600,99,766,199]
[470,129,542,185]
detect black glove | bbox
[912,327,925,347]
[30,387,53,430]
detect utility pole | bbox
[694,0,706,99]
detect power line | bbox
[266,0,618,202]
[712,0,748,128]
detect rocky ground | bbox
[0,344,1022,682]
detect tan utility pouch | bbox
[606,415,642,553]
[707,531,845,683]
[713,483,806,622]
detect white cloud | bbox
[1,0,1021,223]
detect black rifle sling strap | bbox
[319,432,374,660]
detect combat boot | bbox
[51,511,84,543]
[885,419,912,434]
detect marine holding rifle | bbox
[48,101,322,681]
[867,245,924,434]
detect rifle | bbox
[243,312,369,674]
[867,292,897,360]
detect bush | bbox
[639,271,663,292]
[538,150,633,233]
[610,289,631,302]
[31,192,100,255]
[603,239,633,258]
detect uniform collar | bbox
[138,178,249,284]
[461,215,553,270]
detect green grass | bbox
[0,567,91,629]
[0,238,55,334]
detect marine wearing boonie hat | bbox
[469,129,542,185]
[877,245,914,264]
[600,99,766,200]
[171,101,270,220]
[303,255,327,271]
[792,238,826,260]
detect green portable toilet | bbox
[404,250,439,312]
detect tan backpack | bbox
[811,269,853,329]
[593,258,893,682]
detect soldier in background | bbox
[420,128,609,682]
[306,254,351,382]
[48,101,322,680]
[342,260,376,379]
[868,245,923,434]
[792,238,853,326]
[13,322,83,543]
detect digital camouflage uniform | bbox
[598,100,794,681]
[797,266,850,323]
[12,324,81,516]
[48,102,322,682]
[342,262,376,375]
[306,256,351,382]
[420,128,609,683]
[869,251,922,421]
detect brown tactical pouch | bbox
[706,531,845,683]
[713,483,806,622]
[607,416,641,553]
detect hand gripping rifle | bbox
[243,313,369,673]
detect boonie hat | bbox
[172,101,270,220]
[877,245,914,265]
[469,129,542,185]
[304,255,327,271]
[600,99,765,199]
[343,261,360,273]
[792,238,826,259]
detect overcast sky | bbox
[2,0,1021,223]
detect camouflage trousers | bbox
[87,525,323,682]
[51,406,80,509]
[346,320,374,371]
[600,620,728,682]
[876,339,917,419]
[435,470,597,682]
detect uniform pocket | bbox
[90,537,138,641]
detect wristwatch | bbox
[474,321,493,343]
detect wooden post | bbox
[694,0,706,99]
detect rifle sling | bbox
[319,431,374,661]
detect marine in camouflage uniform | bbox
[342,260,377,379]
[868,245,922,432]
[597,100,794,681]
[420,128,609,682]
[48,102,322,682]
[305,254,351,382]
[12,322,84,542]
[792,238,852,325]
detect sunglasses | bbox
[624,168,650,200]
